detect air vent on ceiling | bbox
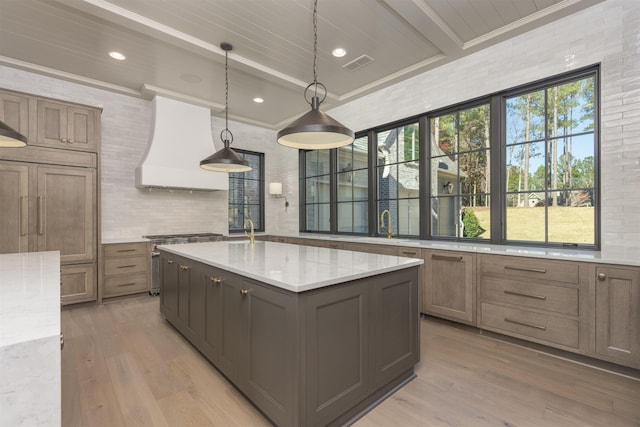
[343,54,374,72]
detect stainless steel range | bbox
[144,233,223,295]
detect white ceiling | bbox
[0,0,602,129]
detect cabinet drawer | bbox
[481,255,578,284]
[481,277,578,316]
[104,242,149,258]
[481,302,579,348]
[104,255,148,276]
[104,274,149,297]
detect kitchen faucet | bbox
[244,218,255,245]
[380,210,393,239]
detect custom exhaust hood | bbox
[135,96,228,191]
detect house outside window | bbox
[337,136,369,233]
[377,123,420,237]
[229,150,264,233]
[429,103,491,240]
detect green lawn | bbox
[469,206,595,244]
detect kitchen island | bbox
[0,251,61,427]
[158,241,423,427]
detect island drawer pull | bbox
[166,260,174,264]
[117,282,137,287]
[117,264,136,269]
[116,249,137,253]
[210,277,222,285]
[503,290,547,300]
[240,289,251,296]
[180,265,190,271]
[504,265,546,274]
[432,254,463,262]
[504,317,547,331]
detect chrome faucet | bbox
[380,210,393,239]
[243,218,255,245]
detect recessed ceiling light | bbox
[109,51,126,60]
[253,97,264,103]
[332,48,346,58]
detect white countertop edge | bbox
[271,233,640,267]
[159,243,423,293]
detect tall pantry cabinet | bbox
[0,88,100,305]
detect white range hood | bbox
[135,96,228,191]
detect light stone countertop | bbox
[270,233,640,267]
[158,241,423,292]
[0,251,61,427]
[101,237,150,245]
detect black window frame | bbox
[228,149,265,234]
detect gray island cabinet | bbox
[159,241,423,427]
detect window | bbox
[429,104,491,240]
[228,150,264,233]
[505,74,596,245]
[337,136,369,233]
[377,123,420,237]
[303,150,331,232]
[298,66,599,248]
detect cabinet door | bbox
[423,251,475,324]
[305,281,370,427]
[36,165,95,263]
[595,266,640,366]
[37,100,68,147]
[67,107,97,151]
[218,276,242,381]
[61,263,97,305]
[0,91,30,140]
[160,255,179,322]
[0,162,30,254]
[239,280,296,427]
[372,268,420,387]
[201,267,223,363]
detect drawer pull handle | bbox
[60,333,64,350]
[504,317,547,331]
[503,290,547,300]
[37,196,44,235]
[117,282,137,287]
[116,249,137,253]
[597,273,606,281]
[179,265,190,271]
[117,264,136,269]
[19,196,27,236]
[210,277,222,285]
[167,260,174,264]
[240,289,250,296]
[402,251,418,256]
[504,266,546,274]
[432,254,463,262]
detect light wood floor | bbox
[61,295,640,427]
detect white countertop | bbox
[0,251,61,426]
[271,233,640,267]
[159,241,423,292]
[101,237,150,244]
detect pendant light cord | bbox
[224,47,229,138]
[312,0,318,96]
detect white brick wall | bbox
[1,0,638,250]
[328,0,640,252]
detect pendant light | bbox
[200,43,251,173]
[0,120,28,147]
[277,0,354,149]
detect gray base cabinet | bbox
[159,251,420,427]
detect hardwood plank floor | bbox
[61,295,640,426]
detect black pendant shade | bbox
[200,42,251,173]
[200,139,250,173]
[0,120,28,147]
[277,96,354,149]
